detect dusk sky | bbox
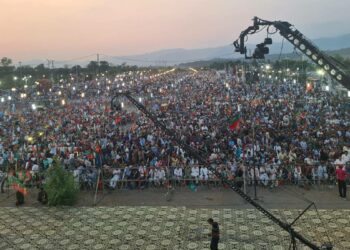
[1,0,350,62]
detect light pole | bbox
[18,61,22,82]
[317,69,325,88]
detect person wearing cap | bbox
[207,218,220,250]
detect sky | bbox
[1,0,350,63]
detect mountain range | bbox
[23,33,350,67]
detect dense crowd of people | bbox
[0,68,349,196]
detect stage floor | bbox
[1,185,349,249]
[1,206,349,250]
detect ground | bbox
[0,185,349,249]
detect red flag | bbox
[229,114,241,131]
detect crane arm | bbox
[234,16,350,90]
[111,91,329,250]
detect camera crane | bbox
[233,16,350,91]
[111,91,332,250]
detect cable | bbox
[56,54,97,64]
[267,25,278,35]
[100,52,234,64]
[278,38,285,60]
[313,203,332,246]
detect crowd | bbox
[0,68,349,194]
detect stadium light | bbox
[317,69,325,76]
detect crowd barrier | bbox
[96,175,340,192]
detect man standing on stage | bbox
[207,218,220,250]
[336,165,347,199]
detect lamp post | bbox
[317,69,325,88]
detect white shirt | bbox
[191,167,199,177]
[200,167,208,177]
[157,169,166,179]
[174,168,183,177]
[32,164,39,172]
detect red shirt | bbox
[336,168,347,181]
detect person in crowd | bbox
[0,69,348,197]
[200,165,209,181]
[259,166,269,187]
[158,167,166,186]
[191,165,200,183]
[173,166,183,184]
[317,163,328,184]
[293,166,302,185]
[109,168,121,189]
[335,165,347,199]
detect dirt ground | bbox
[1,183,348,209]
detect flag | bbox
[8,173,27,195]
[229,114,241,131]
[115,116,122,124]
[299,112,307,119]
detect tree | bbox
[87,61,98,73]
[71,65,82,75]
[1,57,12,67]
[44,159,78,206]
[35,64,46,73]
[99,60,110,72]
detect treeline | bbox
[208,59,315,72]
[0,57,144,89]
[208,56,350,73]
